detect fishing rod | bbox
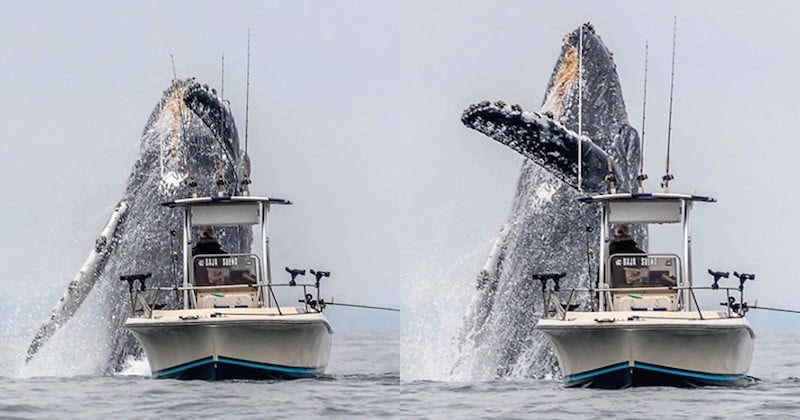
[285,268,400,312]
[239,29,253,196]
[637,40,649,193]
[662,16,677,192]
[325,301,400,312]
[747,304,800,315]
[244,28,251,157]
[577,24,584,194]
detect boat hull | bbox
[154,356,325,380]
[536,312,754,388]
[126,308,332,380]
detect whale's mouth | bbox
[154,79,241,196]
[183,83,239,163]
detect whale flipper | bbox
[25,201,129,362]
[461,101,620,193]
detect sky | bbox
[1,1,800,333]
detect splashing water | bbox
[401,237,494,381]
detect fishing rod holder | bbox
[310,269,330,288]
[533,272,571,315]
[661,173,674,190]
[278,268,329,313]
[185,176,198,198]
[216,178,226,197]
[532,272,567,293]
[707,269,730,290]
[703,270,754,317]
[636,173,648,193]
[120,272,153,317]
[285,267,306,286]
[733,271,755,291]
[120,272,152,293]
[604,173,617,193]
[240,177,252,196]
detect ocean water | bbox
[0,330,400,419]
[2,330,799,418]
[401,335,800,419]
[400,334,800,419]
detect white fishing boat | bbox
[121,195,333,380]
[536,192,755,388]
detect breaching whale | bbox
[26,78,251,372]
[454,24,646,379]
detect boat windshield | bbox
[192,254,259,287]
[608,254,679,288]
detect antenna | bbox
[170,54,177,79]
[244,29,251,156]
[637,41,649,193]
[662,17,677,192]
[220,52,225,101]
[577,24,583,193]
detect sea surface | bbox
[2,331,800,419]
[0,330,400,419]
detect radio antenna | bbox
[244,29,251,156]
[577,24,584,194]
[220,52,225,101]
[170,54,177,79]
[662,17,677,192]
[637,41,649,193]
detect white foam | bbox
[118,355,151,377]
[401,238,492,381]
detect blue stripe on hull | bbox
[565,362,746,388]
[154,357,325,380]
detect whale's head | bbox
[117,77,252,260]
[544,23,640,190]
[462,23,641,193]
[130,78,243,201]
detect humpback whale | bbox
[26,78,250,372]
[454,24,646,379]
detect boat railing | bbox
[128,280,327,316]
[540,283,751,320]
[268,282,327,313]
[123,253,331,316]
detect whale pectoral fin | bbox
[462,101,619,193]
[25,201,129,363]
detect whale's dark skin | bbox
[27,79,252,372]
[454,24,647,379]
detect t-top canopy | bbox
[577,192,716,203]
[162,196,292,227]
[578,192,715,224]
[162,195,292,208]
